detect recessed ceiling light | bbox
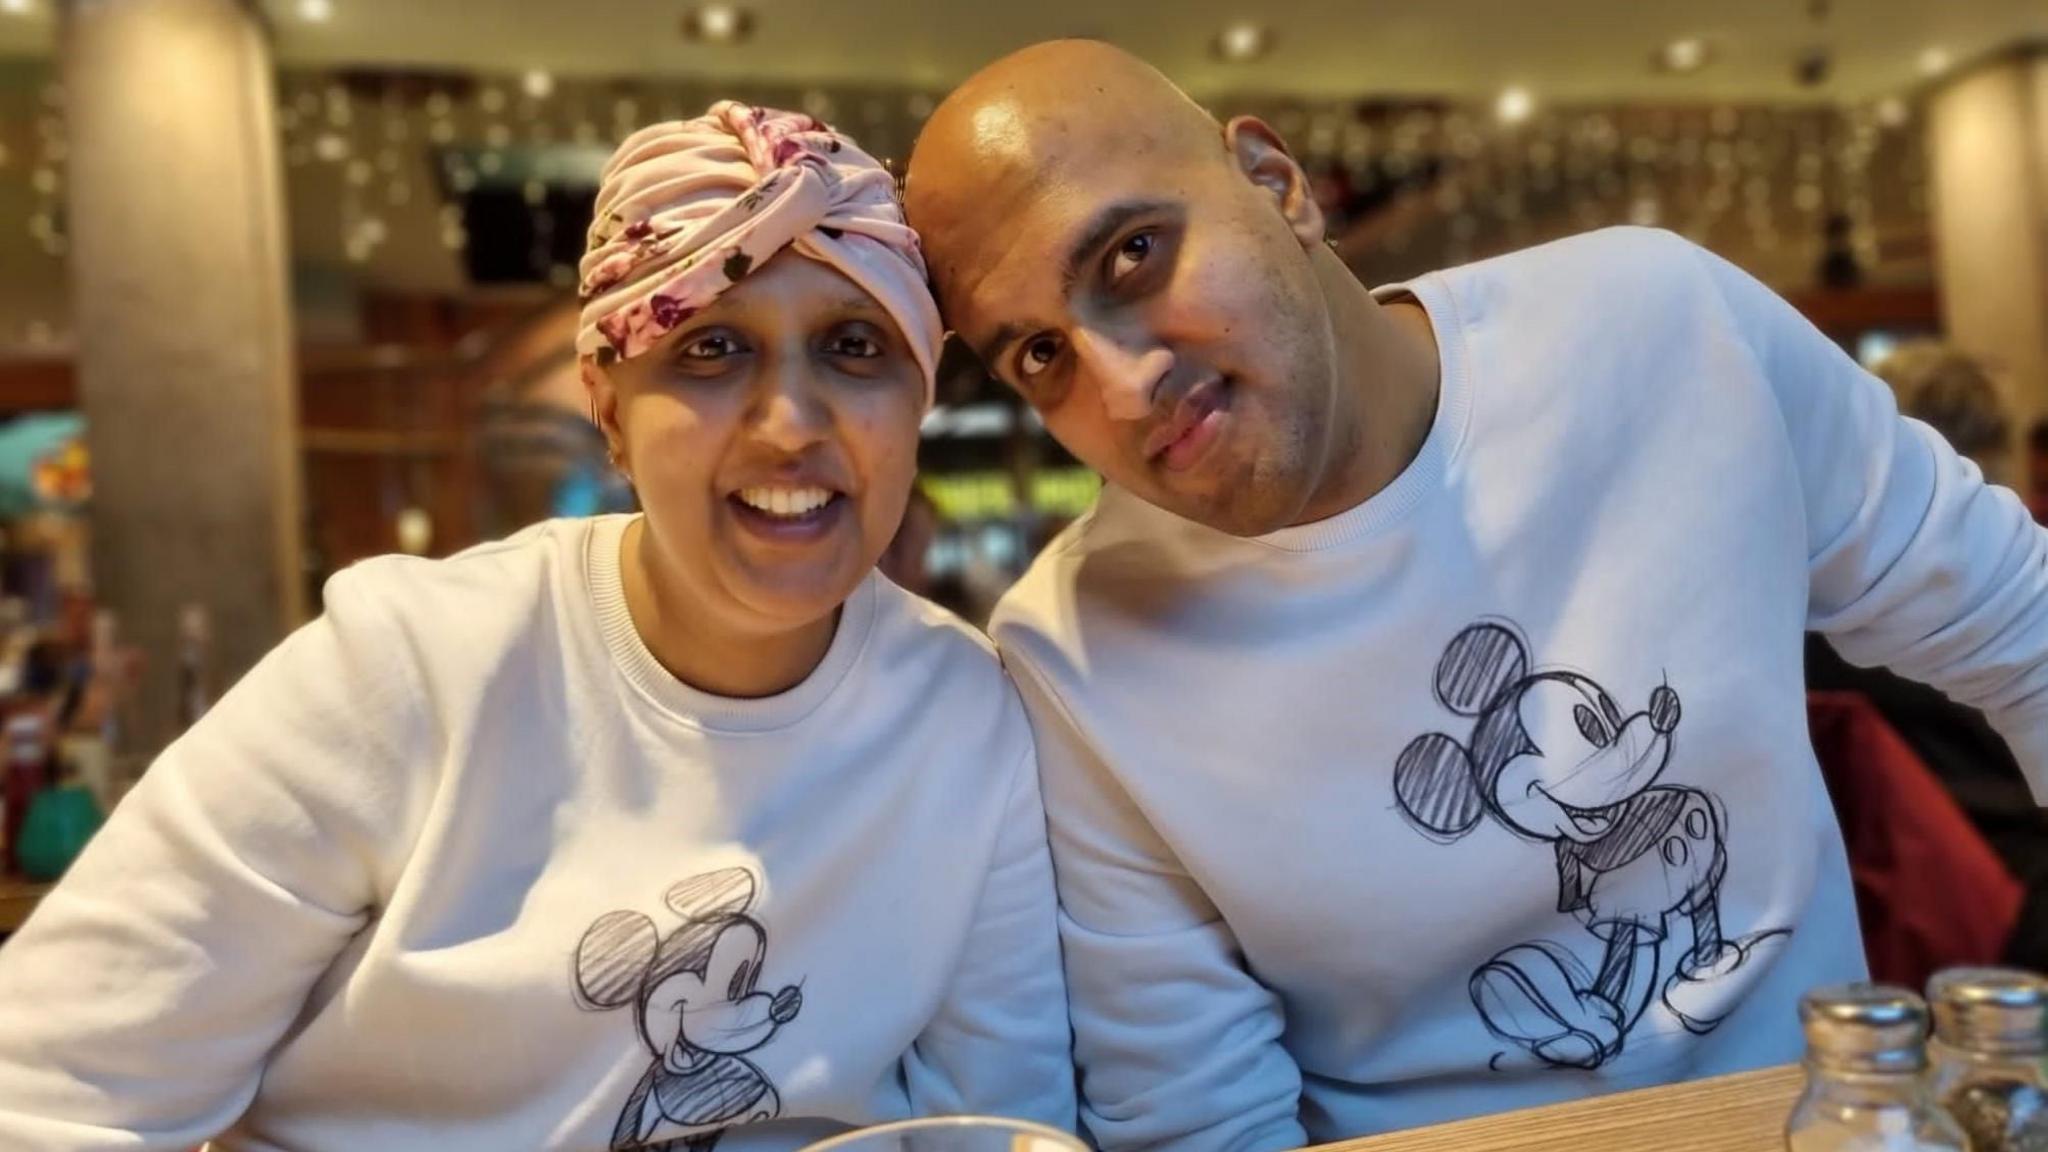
[681,4,753,44]
[1496,87,1534,124]
[0,0,32,16]
[297,0,332,23]
[1877,97,1909,127]
[1919,47,1951,77]
[1213,22,1271,63]
[522,69,554,100]
[1654,37,1712,74]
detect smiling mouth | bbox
[726,484,848,543]
[733,485,841,519]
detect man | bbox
[903,39,2048,1152]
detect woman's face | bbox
[590,251,926,635]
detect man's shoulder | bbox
[989,493,1170,671]
[1450,225,1708,282]
[1419,226,1719,318]
[990,510,1100,659]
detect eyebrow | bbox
[973,197,1175,373]
[655,291,889,350]
[820,292,892,322]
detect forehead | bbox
[719,248,871,310]
[933,132,1193,332]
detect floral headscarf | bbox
[575,101,941,405]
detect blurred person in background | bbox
[1881,341,2013,483]
[0,103,1073,1152]
[907,39,2048,1150]
[2028,419,2048,524]
[474,303,640,536]
[1808,341,2048,968]
[877,483,938,598]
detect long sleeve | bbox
[903,738,1079,1134]
[1691,239,2048,796]
[0,571,431,1150]
[1004,659,1303,1152]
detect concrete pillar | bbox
[1927,46,2048,428]
[61,0,303,752]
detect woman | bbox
[0,104,1076,1152]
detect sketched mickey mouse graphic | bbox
[1392,620,1790,1071]
[575,867,803,1152]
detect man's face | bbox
[912,116,1346,536]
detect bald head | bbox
[906,41,1229,298]
[914,42,1217,163]
[900,40,1356,535]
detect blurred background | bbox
[0,0,2042,772]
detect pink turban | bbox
[576,101,941,404]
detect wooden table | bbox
[0,876,52,934]
[1314,1065,1804,1152]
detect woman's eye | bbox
[827,334,881,358]
[1109,232,1155,283]
[680,332,744,360]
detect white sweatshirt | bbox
[993,228,2048,1152]
[0,514,1076,1152]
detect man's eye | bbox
[1019,336,1062,379]
[1109,232,1155,283]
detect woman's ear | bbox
[583,359,629,477]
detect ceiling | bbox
[0,0,2042,103]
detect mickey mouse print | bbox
[574,868,803,1152]
[1392,621,1791,1072]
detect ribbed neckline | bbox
[582,513,874,734]
[1250,272,1473,553]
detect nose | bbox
[746,354,832,454]
[770,985,802,1024]
[1072,326,1174,422]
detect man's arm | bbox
[1006,657,1305,1152]
[1690,237,2048,794]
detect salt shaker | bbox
[1787,983,1969,1152]
[1930,967,2048,1152]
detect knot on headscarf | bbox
[575,101,940,402]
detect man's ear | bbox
[1224,115,1327,248]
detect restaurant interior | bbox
[1,1,2048,1146]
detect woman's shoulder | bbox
[863,574,1029,725]
[321,517,598,634]
[868,571,999,663]
[309,517,607,703]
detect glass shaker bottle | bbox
[1787,983,1968,1152]
[1929,967,2048,1152]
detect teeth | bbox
[738,486,834,518]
